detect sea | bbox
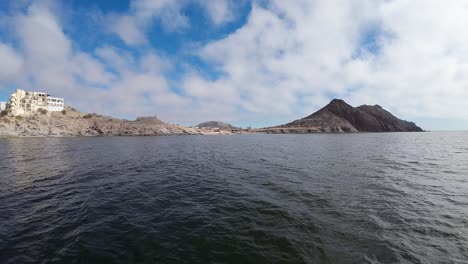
[0,132,467,264]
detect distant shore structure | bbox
[136,116,159,122]
[6,89,64,116]
[0,101,6,111]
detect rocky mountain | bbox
[196,121,237,130]
[257,99,423,133]
[0,107,221,137]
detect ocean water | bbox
[0,132,467,264]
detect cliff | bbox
[0,107,213,137]
[257,99,423,133]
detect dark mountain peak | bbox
[330,98,345,103]
[326,98,351,108]
[275,99,423,133]
[303,99,353,120]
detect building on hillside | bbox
[46,97,65,112]
[8,89,64,116]
[0,102,6,111]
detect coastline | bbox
[0,98,425,137]
[0,129,428,139]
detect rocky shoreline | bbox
[0,99,424,137]
[0,107,239,137]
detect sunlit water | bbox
[1,132,467,263]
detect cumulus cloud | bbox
[10,2,116,92]
[108,0,189,46]
[186,0,468,124]
[107,0,242,46]
[191,1,379,119]
[347,0,468,120]
[198,0,236,25]
[1,1,189,120]
[0,43,23,81]
[108,15,148,46]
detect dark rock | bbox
[259,99,423,133]
[196,121,237,130]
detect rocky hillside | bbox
[196,121,237,130]
[0,107,209,137]
[257,99,423,133]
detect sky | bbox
[0,0,467,130]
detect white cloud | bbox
[107,0,243,46]
[12,3,89,86]
[109,15,147,46]
[131,0,189,31]
[95,46,135,72]
[108,0,189,46]
[192,1,376,119]
[344,0,468,120]
[15,2,70,62]
[198,0,236,25]
[187,0,468,125]
[2,1,189,121]
[72,53,115,85]
[0,43,23,81]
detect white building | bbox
[0,102,6,111]
[46,97,65,112]
[8,89,64,116]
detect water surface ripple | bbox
[0,132,467,263]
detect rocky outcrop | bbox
[257,99,423,133]
[0,107,215,137]
[196,121,237,130]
